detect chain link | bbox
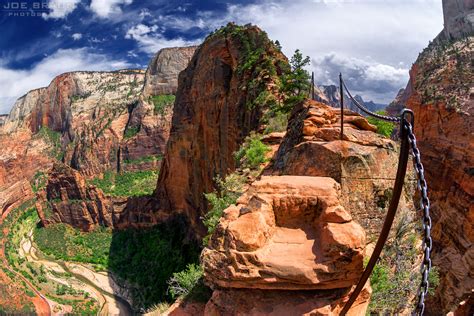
[405,121,432,316]
[341,78,401,122]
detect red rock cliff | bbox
[155,24,288,236]
[406,36,473,313]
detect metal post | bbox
[311,72,315,100]
[339,73,344,140]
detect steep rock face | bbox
[270,100,415,238]
[2,88,46,133]
[155,24,288,235]
[37,163,113,231]
[0,180,33,219]
[0,130,52,194]
[405,36,473,313]
[442,0,474,40]
[143,46,197,97]
[386,87,408,116]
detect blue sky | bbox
[0,0,443,114]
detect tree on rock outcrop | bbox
[279,49,311,113]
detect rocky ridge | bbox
[154,24,289,236]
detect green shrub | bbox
[264,111,288,134]
[367,111,395,137]
[149,95,175,115]
[167,264,203,299]
[124,126,140,139]
[234,133,271,169]
[203,174,245,245]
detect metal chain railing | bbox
[341,77,401,122]
[339,75,432,315]
[405,120,433,316]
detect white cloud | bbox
[125,24,198,54]
[312,54,408,101]
[71,33,83,40]
[90,0,133,18]
[42,0,81,19]
[172,0,442,102]
[0,49,131,114]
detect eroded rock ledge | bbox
[202,176,370,314]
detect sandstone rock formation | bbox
[405,35,474,313]
[0,129,53,216]
[198,100,418,314]
[143,46,197,97]
[203,176,366,290]
[0,180,33,220]
[270,100,415,238]
[37,163,113,231]
[155,24,288,236]
[204,286,371,316]
[0,46,195,231]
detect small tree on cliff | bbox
[279,49,311,113]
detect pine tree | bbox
[279,49,311,113]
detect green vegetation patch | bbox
[264,111,288,134]
[34,224,112,268]
[123,155,162,165]
[368,213,440,313]
[34,216,200,310]
[366,111,395,138]
[149,94,175,115]
[234,133,271,169]
[124,126,140,139]
[37,126,64,160]
[89,170,158,197]
[31,171,48,193]
[167,263,211,303]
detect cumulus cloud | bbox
[0,49,131,114]
[71,33,83,40]
[125,24,198,54]
[90,0,133,18]
[42,0,81,19]
[167,0,442,102]
[312,54,408,101]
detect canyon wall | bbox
[442,0,474,40]
[406,35,473,313]
[155,24,288,236]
